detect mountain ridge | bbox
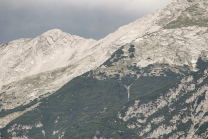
[1,0,208,138]
[0,0,190,112]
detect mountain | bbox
[1,0,208,138]
[0,0,188,112]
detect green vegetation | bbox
[196,57,208,70]
[108,66,208,138]
[0,64,183,138]
[0,76,128,139]
[164,4,208,29]
[63,75,182,138]
[128,44,135,59]
[177,119,192,132]
[120,74,137,86]
[196,122,208,135]
[0,99,38,118]
[129,53,134,58]
[116,47,124,58]
[130,76,177,100]
[103,46,124,67]
[128,46,135,53]
[2,64,208,138]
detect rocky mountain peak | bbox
[172,0,204,3]
[187,0,207,2]
[0,29,93,90]
[39,29,64,42]
[172,0,188,3]
[43,28,63,35]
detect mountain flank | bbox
[0,0,190,112]
[1,0,208,138]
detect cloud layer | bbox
[0,0,172,44]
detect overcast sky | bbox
[0,0,173,45]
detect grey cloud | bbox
[0,0,172,45]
